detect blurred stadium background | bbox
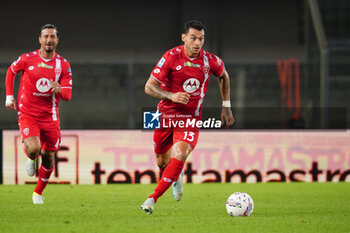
[1,0,350,186]
[0,0,349,129]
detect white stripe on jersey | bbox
[10,66,18,74]
[52,58,61,121]
[195,52,210,117]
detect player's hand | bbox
[5,96,17,110]
[170,92,190,104]
[50,80,61,94]
[221,107,234,128]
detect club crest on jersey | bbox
[183,78,200,93]
[184,61,201,68]
[36,78,51,93]
[55,67,61,77]
[38,62,53,69]
[23,127,29,136]
[203,65,210,74]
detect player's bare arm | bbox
[218,68,234,128]
[145,76,190,104]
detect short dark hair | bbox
[40,24,58,37]
[184,20,205,34]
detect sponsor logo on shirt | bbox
[157,57,166,68]
[29,66,34,70]
[153,68,160,74]
[184,61,201,68]
[183,78,200,93]
[38,62,53,69]
[36,78,51,93]
[176,65,182,70]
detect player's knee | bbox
[156,154,170,168]
[25,144,41,158]
[24,137,41,158]
[172,150,188,161]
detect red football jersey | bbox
[151,45,224,117]
[9,50,72,122]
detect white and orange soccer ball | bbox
[226,192,254,217]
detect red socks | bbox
[34,165,54,195]
[150,158,185,203]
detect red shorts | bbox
[18,114,61,152]
[153,128,199,154]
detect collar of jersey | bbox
[38,49,57,62]
[180,45,202,61]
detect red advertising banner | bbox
[3,130,350,184]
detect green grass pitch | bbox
[0,183,349,233]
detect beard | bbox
[45,48,54,53]
[44,44,55,53]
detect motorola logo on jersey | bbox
[36,78,51,93]
[183,78,200,93]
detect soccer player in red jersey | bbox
[4,24,72,204]
[141,20,234,214]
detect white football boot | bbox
[140,198,155,215]
[25,158,37,177]
[172,170,184,201]
[32,192,45,205]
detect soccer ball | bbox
[226,192,254,217]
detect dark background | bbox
[0,0,349,129]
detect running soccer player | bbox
[141,20,234,214]
[4,24,72,204]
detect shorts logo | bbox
[143,110,161,129]
[183,78,200,93]
[36,78,51,93]
[23,127,29,136]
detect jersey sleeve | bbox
[210,55,225,77]
[59,60,73,101]
[6,54,26,96]
[150,51,172,83]
[10,54,26,74]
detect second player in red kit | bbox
[5,24,72,204]
[141,20,234,214]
